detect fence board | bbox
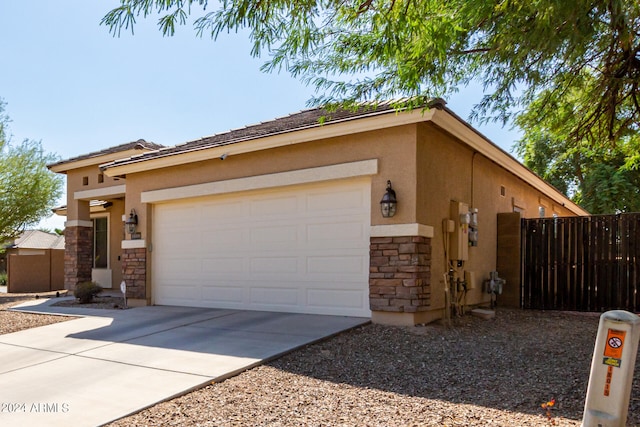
[521,214,640,312]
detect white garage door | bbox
[152,178,371,317]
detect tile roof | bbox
[103,99,447,169]
[48,139,164,169]
[7,230,64,250]
[51,200,112,215]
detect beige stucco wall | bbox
[417,123,578,316]
[51,250,64,290]
[7,249,64,293]
[65,165,125,220]
[123,125,421,241]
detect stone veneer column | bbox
[369,235,431,313]
[121,247,147,299]
[64,225,93,291]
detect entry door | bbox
[91,215,112,288]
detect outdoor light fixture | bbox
[380,180,397,218]
[125,209,138,234]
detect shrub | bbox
[74,281,102,304]
[0,272,7,286]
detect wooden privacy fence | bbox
[521,214,640,312]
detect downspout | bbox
[471,151,478,209]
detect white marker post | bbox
[582,310,640,427]
[120,280,127,309]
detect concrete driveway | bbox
[0,298,368,427]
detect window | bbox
[93,217,108,269]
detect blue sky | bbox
[0,1,521,230]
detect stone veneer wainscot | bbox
[64,225,93,290]
[369,236,431,312]
[122,247,147,299]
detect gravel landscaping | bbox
[1,293,639,426]
[51,294,127,310]
[0,292,71,334]
[104,309,640,427]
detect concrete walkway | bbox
[0,298,368,427]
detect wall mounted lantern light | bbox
[380,180,397,218]
[125,209,138,235]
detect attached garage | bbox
[151,178,372,317]
[53,102,590,326]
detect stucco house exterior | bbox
[49,100,587,325]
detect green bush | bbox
[74,281,102,304]
[0,272,7,286]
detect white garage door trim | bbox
[152,178,372,317]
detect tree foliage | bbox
[102,1,640,214]
[516,86,640,214]
[103,0,639,145]
[0,101,63,241]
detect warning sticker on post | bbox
[602,329,626,368]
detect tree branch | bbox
[357,0,374,14]
[454,47,493,55]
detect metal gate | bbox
[521,214,640,312]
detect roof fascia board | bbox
[103,109,435,177]
[49,149,152,173]
[51,205,111,216]
[429,110,589,216]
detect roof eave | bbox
[49,148,158,174]
[429,108,589,216]
[102,108,438,177]
[102,103,585,217]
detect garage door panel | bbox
[306,188,366,212]
[201,257,244,274]
[250,195,299,217]
[250,225,298,245]
[153,178,371,317]
[201,285,244,303]
[156,258,202,280]
[157,283,200,300]
[202,228,247,250]
[250,257,299,274]
[201,200,246,221]
[306,288,365,311]
[156,204,201,228]
[306,221,366,244]
[306,255,366,275]
[250,287,299,306]
[158,230,201,254]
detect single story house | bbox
[4,230,65,293]
[48,100,587,325]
